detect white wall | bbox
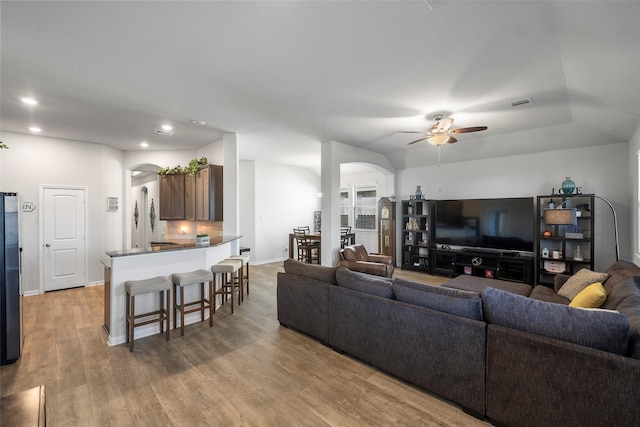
[397,143,630,271]
[252,160,321,264]
[0,131,124,293]
[239,160,256,261]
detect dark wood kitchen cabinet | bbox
[196,165,223,221]
[184,174,196,220]
[159,174,185,220]
[159,165,223,221]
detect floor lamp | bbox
[593,195,620,261]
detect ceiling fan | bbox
[401,113,487,146]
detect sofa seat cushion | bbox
[557,268,609,300]
[335,267,394,299]
[482,287,629,355]
[529,285,571,304]
[392,278,484,321]
[444,274,532,297]
[284,258,338,284]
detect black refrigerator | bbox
[1,192,22,365]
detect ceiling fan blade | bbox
[447,136,458,143]
[407,136,429,145]
[450,126,488,134]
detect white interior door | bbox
[43,187,87,291]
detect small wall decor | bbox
[134,201,139,229]
[107,196,118,212]
[149,199,156,232]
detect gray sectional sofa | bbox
[276,258,640,426]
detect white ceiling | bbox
[2,1,640,173]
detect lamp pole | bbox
[593,195,620,261]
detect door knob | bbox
[45,243,51,247]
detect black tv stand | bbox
[432,247,534,284]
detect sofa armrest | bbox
[367,254,394,265]
[338,260,394,278]
[554,273,572,292]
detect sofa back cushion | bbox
[392,278,484,321]
[602,275,640,358]
[482,287,630,355]
[283,258,338,284]
[604,260,640,293]
[335,267,394,299]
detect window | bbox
[354,186,377,230]
[340,190,350,227]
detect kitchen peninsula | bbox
[103,235,241,346]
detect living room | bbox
[1,1,640,425]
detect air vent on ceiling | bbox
[510,97,533,108]
[155,129,174,136]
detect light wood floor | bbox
[1,263,489,426]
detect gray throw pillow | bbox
[392,278,484,321]
[482,287,629,355]
[557,268,609,300]
[335,267,394,299]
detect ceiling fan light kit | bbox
[403,112,487,146]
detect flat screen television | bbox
[435,197,534,253]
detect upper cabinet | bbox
[159,174,185,220]
[159,165,223,221]
[196,165,223,221]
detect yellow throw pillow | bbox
[569,282,607,308]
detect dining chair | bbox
[293,228,319,263]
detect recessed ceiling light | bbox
[21,97,38,105]
[140,142,149,148]
[29,126,42,133]
[191,120,206,126]
[161,124,173,131]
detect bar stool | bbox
[211,259,242,314]
[228,254,250,300]
[125,276,172,352]
[171,269,214,336]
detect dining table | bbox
[288,232,356,264]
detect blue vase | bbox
[415,185,423,199]
[561,177,575,194]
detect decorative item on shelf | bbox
[576,187,582,195]
[544,260,566,273]
[149,199,156,232]
[195,234,210,247]
[565,224,584,239]
[552,250,561,259]
[575,203,590,217]
[541,247,549,258]
[415,185,423,199]
[134,201,139,229]
[412,218,419,230]
[574,245,584,261]
[543,230,553,237]
[561,177,576,194]
[548,199,556,209]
